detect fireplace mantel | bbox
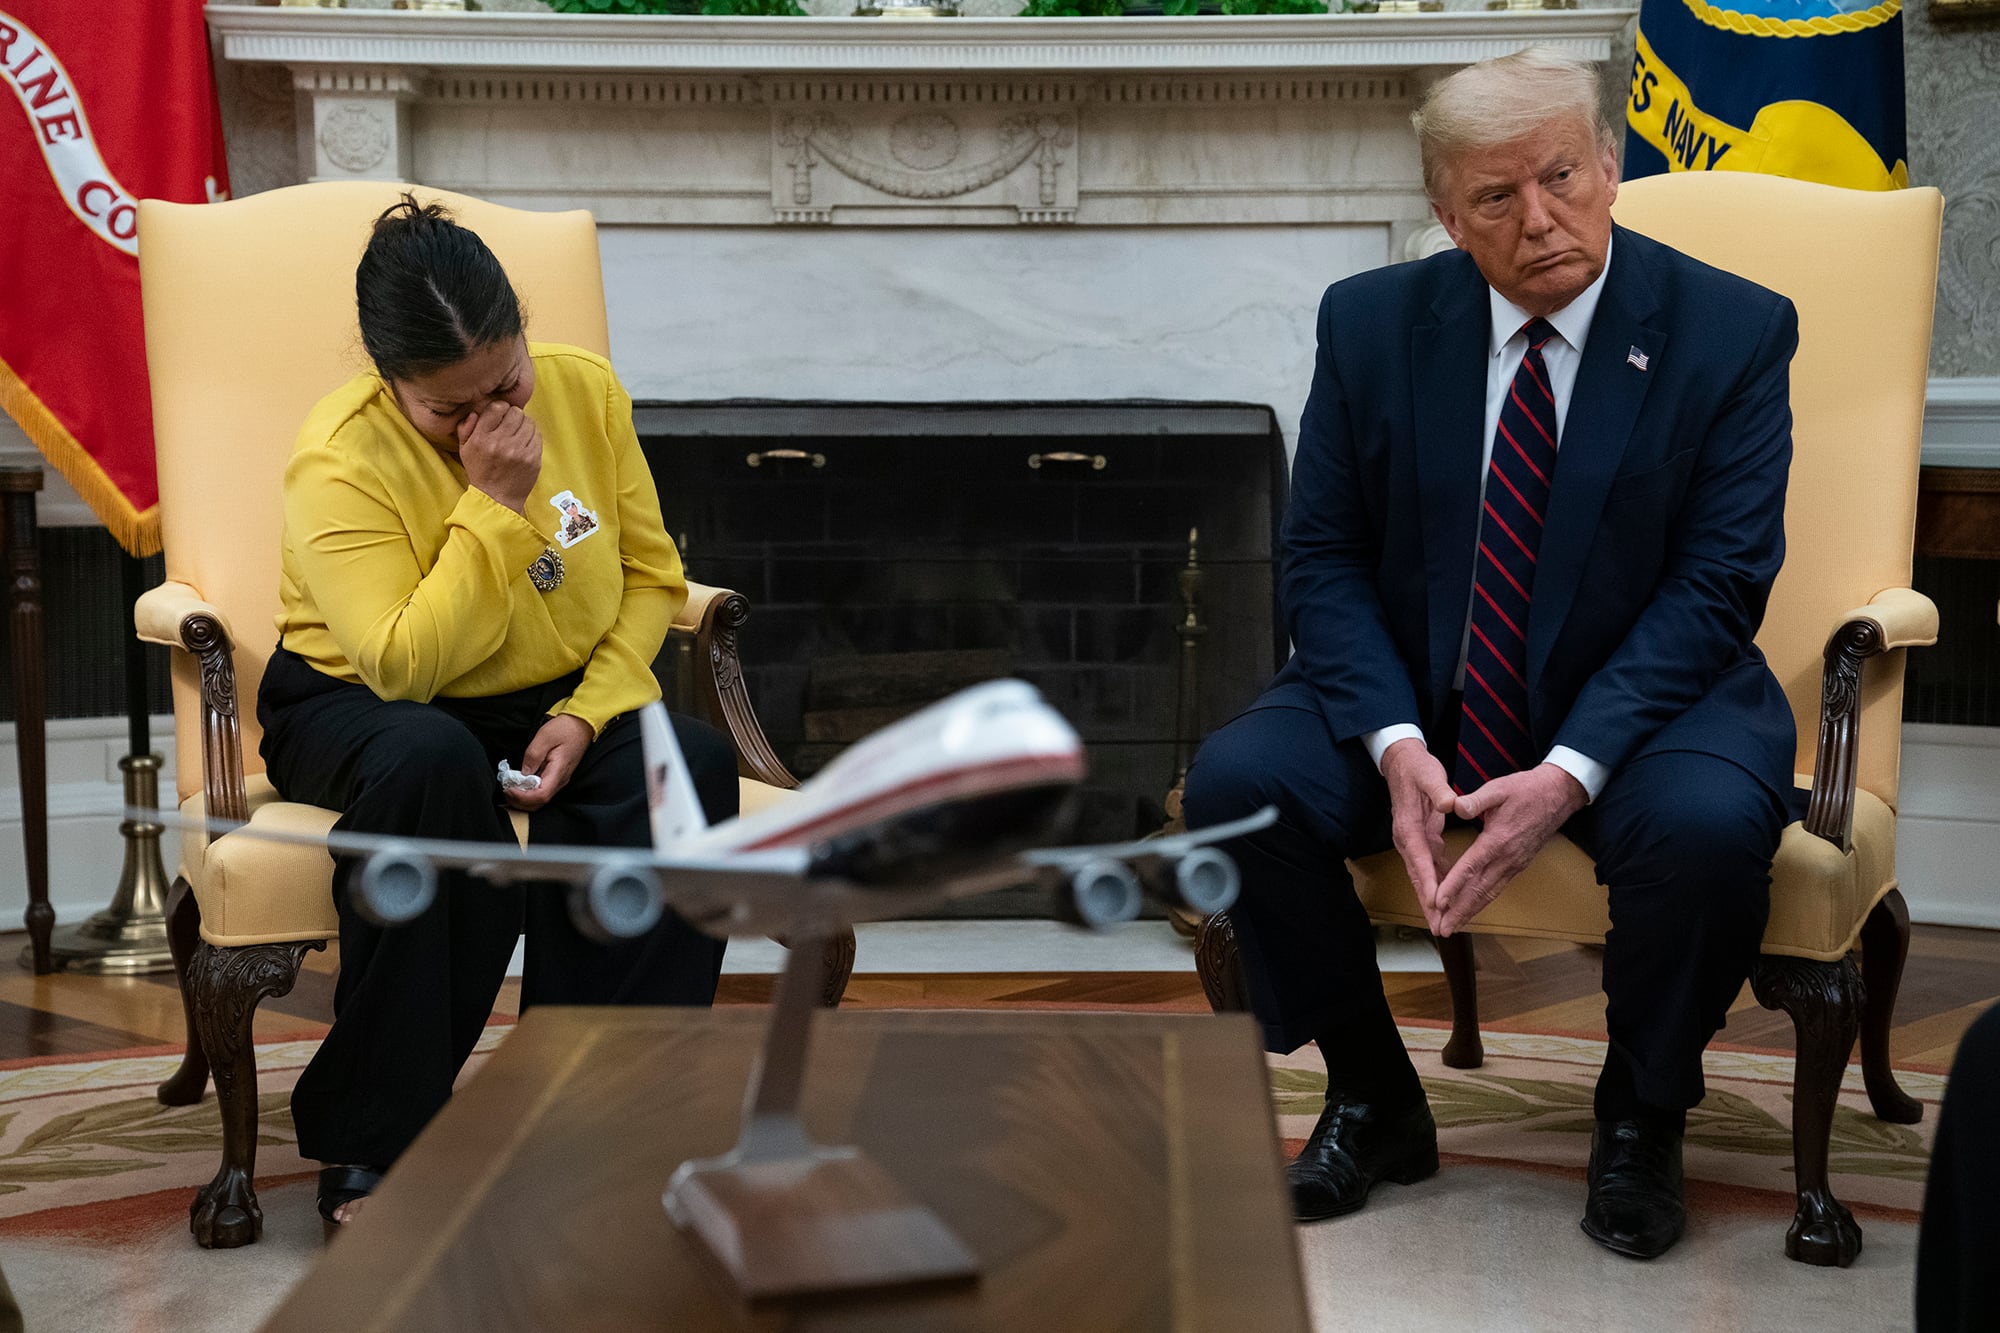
[208,7,1631,76]
[208,4,1635,227]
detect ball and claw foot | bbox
[1785,1189,1861,1267]
[191,1167,263,1249]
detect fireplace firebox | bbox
[641,401,1286,889]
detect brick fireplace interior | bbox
[641,400,1287,902]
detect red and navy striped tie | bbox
[1454,317,1560,796]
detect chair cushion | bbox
[1353,780,1897,963]
[738,777,794,818]
[180,774,794,948]
[178,779,343,946]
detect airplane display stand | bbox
[663,928,980,1300]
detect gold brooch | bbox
[528,547,565,593]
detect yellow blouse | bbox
[274,343,684,737]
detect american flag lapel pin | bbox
[1627,346,1650,371]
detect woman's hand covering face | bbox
[458,401,543,515]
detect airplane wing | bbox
[153,803,1275,941]
[178,816,812,882]
[1007,805,1277,927]
[1017,807,1277,869]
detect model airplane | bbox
[162,678,1274,1299]
[185,680,1271,943]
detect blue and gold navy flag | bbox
[1625,0,1908,191]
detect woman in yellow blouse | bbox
[258,198,737,1228]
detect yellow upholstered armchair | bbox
[1195,173,1944,1268]
[134,182,852,1249]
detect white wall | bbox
[1896,724,2000,929]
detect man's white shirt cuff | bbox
[1545,746,1608,803]
[1365,727,1607,803]
[1363,724,1426,771]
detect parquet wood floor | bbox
[2,925,1993,1072]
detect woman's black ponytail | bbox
[355,194,524,381]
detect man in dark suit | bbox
[1183,45,1798,1260]
[1917,1003,2000,1330]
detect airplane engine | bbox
[1058,859,1144,930]
[1154,847,1239,917]
[569,860,666,943]
[355,845,438,927]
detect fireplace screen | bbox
[641,402,1285,882]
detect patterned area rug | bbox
[0,1017,1941,1332]
[1277,1024,1940,1219]
[0,1028,506,1245]
[1,1020,1937,1241]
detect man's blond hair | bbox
[1411,46,1615,202]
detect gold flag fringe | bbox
[0,352,161,558]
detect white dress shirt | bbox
[1362,237,1615,802]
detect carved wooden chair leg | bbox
[1751,953,1865,1267]
[1194,911,1253,1013]
[819,928,857,1009]
[1857,888,1922,1125]
[187,938,323,1249]
[1433,932,1484,1070]
[155,877,210,1107]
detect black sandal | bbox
[316,1165,383,1229]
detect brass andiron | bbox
[1162,527,1209,941]
[43,754,174,974]
[1171,527,1207,787]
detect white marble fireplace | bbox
[207,5,1634,445]
[194,3,1638,855]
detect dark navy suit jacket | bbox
[1259,225,1799,797]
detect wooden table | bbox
[260,1007,1310,1332]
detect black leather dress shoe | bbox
[1286,1096,1439,1222]
[1581,1118,1687,1259]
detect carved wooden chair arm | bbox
[135,580,252,826]
[674,579,799,790]
[135,579,232,648]
[1802,587,1939,854]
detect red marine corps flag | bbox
[0,1,228,555]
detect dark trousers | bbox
[1917,1002,2000,1332]
[0,1257,20,1333]
[257,646,738,1167]
[1182,701,1786,1116]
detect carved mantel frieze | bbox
[768,84,1080,225]
[208,5,1636,228]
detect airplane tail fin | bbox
[641,702,709,852]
